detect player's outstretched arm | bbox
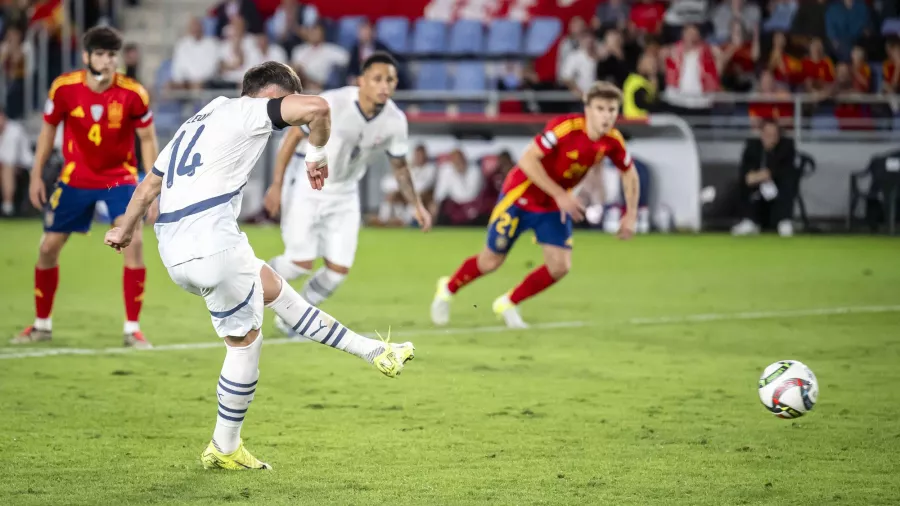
[263,126,304,217]
[618,165,640,240]
[279,95,330,190]
[519,141,585,222]
[389,156,432,232]
[28,122,58,209]
[104,172,163,252]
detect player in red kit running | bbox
[12,27,159,347]
[430,82,640,328]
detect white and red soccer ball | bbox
[758,360,819,419]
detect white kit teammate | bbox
[264,52,432,336]
[103,62,415,471]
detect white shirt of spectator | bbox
[296,86,408,194]
[219,35,263,83]
[711,2,761,41]
[258,42,288,65]
[434,163,483,204]
[561,48,597,95]
[290,42,349,85]
[0,119,34,169]
[665,48,712,108]
[172,35,220,85]
[381,159,437,195]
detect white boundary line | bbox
[627,305,900,325]
[2,305,898,361]
[0,321,589,360]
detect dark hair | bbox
[361,51,399,74]
[83,26,124,53]
[241,61,303,96]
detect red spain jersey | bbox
[883,60,900,87]
[43,70,153,189]
[802,57,835,84]
[500,114,633,212]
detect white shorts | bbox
[281,184,361,268]
[166,240,265,338]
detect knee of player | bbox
[37,235,65,260]
[477,250,505,273]
[546,258,571,279]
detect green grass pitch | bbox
[1,220,898,505]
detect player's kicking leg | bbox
[12,231,68,343]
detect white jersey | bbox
[297,86,408,194]
[152,96,276,267]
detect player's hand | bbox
[414,203,432,232]
[554,192,586,223]
[29,177,47,210]
[263,183,283,217]
[104,227,133,253]
[618,213,637,240]
[305,161,328,191]
[145,198,159,225]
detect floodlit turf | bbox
[1,220,899,505]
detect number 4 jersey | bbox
[43,70,153,189]
[152,96,277,267]
[500,113,633,212]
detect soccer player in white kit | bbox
[264,53,431,334]
[103,62,415,471]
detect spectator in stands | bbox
[0,106,32,216]
[0,24,28,119]
[560,32,598,101]
[711,0,761,42]
[833,62,873,129]
[882,39,900,95]
[802,37,835,94]
[732,119,797,237]
[596,28,630,87]
[749,69,794,128]
[213,0,263,37]
[431,149,483,226]
[170,16,220,90]
[593,0,630,34]
[347,20,390,84]
[662,0,709,43]
[630,0,667,37]
[764,0,799,33]
[663,24,719,115]
[766,31,803,86]
[718,21,759,91]
[268,0,318,54]
[623,52,661,119]
[826,0,871,61]
[557,16,588,78]
[254,32,287,63]
[217,16,262,89]
[378,144,436,226]
[850,43,872,92]
[290,21,349,92]
[122,42,140,80]
[791,0,829,44]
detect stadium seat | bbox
[810,114,839,132]
[337,16,367,50]
[763,16,792,33]
[376,17,410,54]
[486,19,523,57]
[415,61,450,112]
[151,60,183,133]
[411,19,447,57]
[202,16,217,37]
[452,62,488,113]
[448,19,485,57]
[524,17,562,57]
[882,18,900,36]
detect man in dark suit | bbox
[731,119,798,237]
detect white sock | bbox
[213,333,263,454]
[1,202,13,215]
[268,255,309,281]
[393,204,407,222]
[378,201,393,222]
[266,281,383,362]
[300,267,346,306]
[123,321,140,334]
[34,317,52,331]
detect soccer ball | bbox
[758,360,819,419]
